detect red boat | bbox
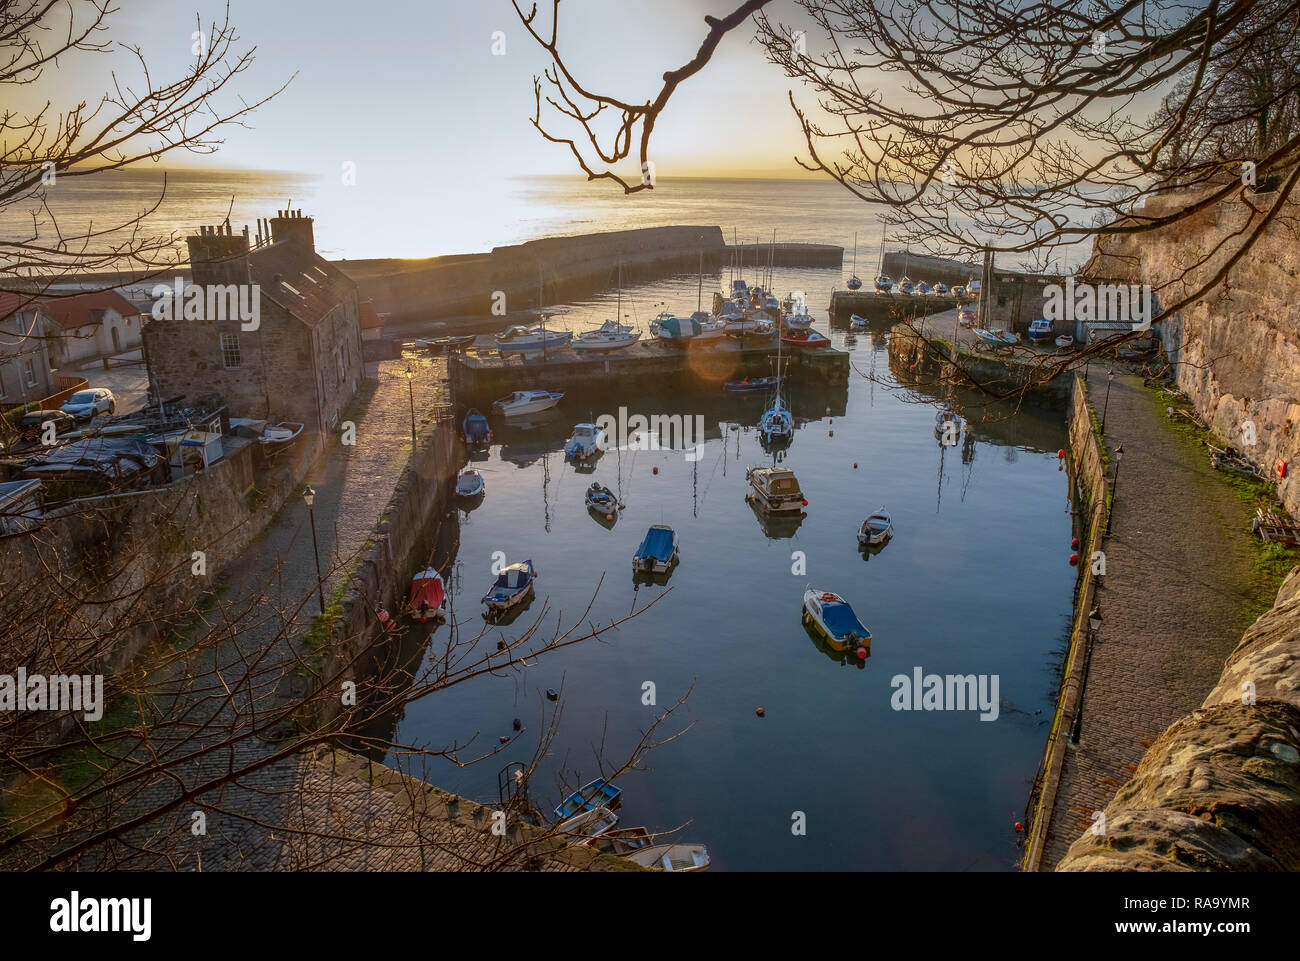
[781,330,831,348]
[407,567,447,622]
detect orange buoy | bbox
[755,707,766,717]
[1278,460,1288,478]
[856,647,867,660]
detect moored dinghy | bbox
[858,508,893,546]
[556,805,619,844]
[482,559,536,616]
[633,524,679,574]
[407,566,447,622]
[554,778,622,820]
[455,469,485,496]
[802,588,872,652]
[462,409,492,446]
[1055,334,1075,350]
[626,843,710,872]
[584,482,620,518]
[563,423,604,461]
[746,465,804,512]
[850,313,869,330]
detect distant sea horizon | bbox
[2,166,1091,271]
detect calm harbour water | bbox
[380,264,1076,872]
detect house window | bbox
[23,358,36,387]
[220,333,242,369]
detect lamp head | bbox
[303,485,315,508]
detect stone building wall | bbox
[1086,182,1300,514]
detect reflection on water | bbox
[381,265,1075,872]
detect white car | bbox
[61,387,116,421]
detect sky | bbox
[36,0,831,182]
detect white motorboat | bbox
[455,469,485,497]
[625,843,710,872]
[563,423,604,461]
[802,588,871,652]
[482,559,535,615]
[492,389,564,417]
[746,465,804,512]
[785,303,813,330]
[573,320,641,351]
[858,508,893,546]
[850,313,869,330]
[495,325,572,355]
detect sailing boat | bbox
[758,332,794,445]
[874,229,893,293]
[847,231,862,290]
[574,260,640,351]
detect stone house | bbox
[142,211,365,457]
[38,289,144,366]
[0,291,57,410]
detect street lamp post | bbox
[303,485,325,614]
[1106,443,1123,536]
[405,364,417,446]
[1100,368,1114,434]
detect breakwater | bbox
[338,227,841,330]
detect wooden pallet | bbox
[1255,507,1300,546]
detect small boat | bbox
[898,277,915,295]
[957,307,978,326]
[407,567,447,622]
[781,291,806,312]
[781,329,830,348]
[916,281,933,295]
[973,327,1018,347]
[554,778,622,820]
[625,843,710,872]
[934,282,949,296]
[847,276,862,290]
[968,279,982,294]
[563,423,604,461]
[573,320,641,351]
[594,826,654,856]
[935,405,962,436]
[494,325,573,355]
[723,375,780,393]
[417,334,476,353]
[874,274,894,293]
[455,468,485,496]
[758,397,794,444]
[633,524,679,574]
[584,482,620,516]
[493,389,564,417]
[784,303,813,330]
[723,315,771,337]
[802,588,871,652]
[462,409,492,445]
[857,508,893,546]
[656,314,703,341]
[1056,334,1075,350]
[747,465,804,512]
[482,559,536,615]
[556,805,619,844]
[850,313,869,330]
[952,285,967,298]
[259,421,304,452]
[1028,318,1054,342]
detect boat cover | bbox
[822,602,869,639]
[660,316,702,339]
[635,527,675,562]
[491,561,533,590]
[22,437,162,481]
[463,413,490,441]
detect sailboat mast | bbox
[769,228,775,291]
[697,251,703,312]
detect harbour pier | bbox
[450,336,850,400]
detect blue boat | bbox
[554,778,622,820]
[1028,318,1054,342]
[633,524,679,574]
[482,559,536,615]
[723,375,780,393]
[462,408,492,445]
[494,325,573,355]
[656,315,703,341]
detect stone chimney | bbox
[269,209,315,251]
[187,223,251,286]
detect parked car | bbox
[61,388,115,421]
[18,409,76,441]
